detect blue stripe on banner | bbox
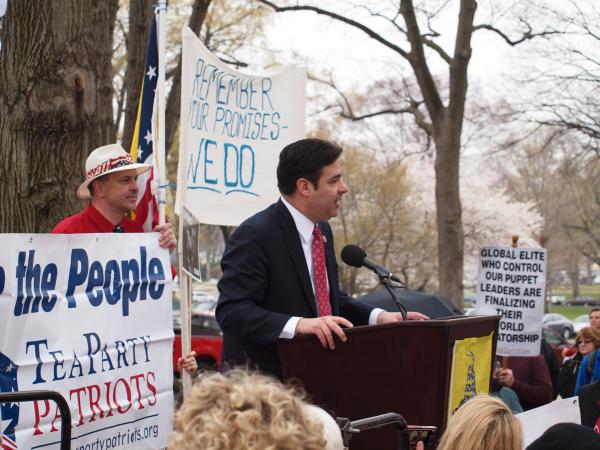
[30,414,160,449]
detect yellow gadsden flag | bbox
[447,333,494,420]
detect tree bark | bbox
[568,259,580,300]
[121,0,153,153]
[434,118,465,310]
[0,0,118,233]
[404,0,475,310]
[165,0,212,155]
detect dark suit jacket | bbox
[216,199,373,379]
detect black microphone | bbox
[340,244,404,284]
[340,244,408,320]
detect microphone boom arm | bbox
[378,274,408,321]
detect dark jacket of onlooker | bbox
[579,380,600,430]
[494,355,553,411]
[557,352,584,399]
[541,339,561,399]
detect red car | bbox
[172,304,223,374]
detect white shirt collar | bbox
[280,196,315,244]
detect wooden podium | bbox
[278,316,500,449]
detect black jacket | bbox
[557,352,584,399]
[216,200,373,379]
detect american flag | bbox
[130,17,159,231]
[0,352,19,450]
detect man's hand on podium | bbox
[376,311,429,324]
[296,316,353,350]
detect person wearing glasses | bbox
[558,327,600,398]
[574,327,600,396]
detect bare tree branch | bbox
[400,0,444,121]
[422,37,452,64]
[447,0,476,120]
[472,23,561,46]
[257,0,409,58]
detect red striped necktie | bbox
[312,225,331,316]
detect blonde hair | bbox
[437,395,522,450]
[576,327,600,348]
[169,369,328,450]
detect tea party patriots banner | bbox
[0,233,173,450]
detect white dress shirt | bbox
[279,197,383,338]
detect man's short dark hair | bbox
[277,138,343,195]
[88,174,107,197]
[590,308,600,318]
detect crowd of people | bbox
[168,371,600,450]
[490,308,600,417]
[51,140,600,449]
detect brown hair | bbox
[576,326,600,348]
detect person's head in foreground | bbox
[436,394,522,450]
[169,369,342,450]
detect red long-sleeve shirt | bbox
[52,203,143,233]
[499,355,553,411]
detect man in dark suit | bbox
[216,138,427,379]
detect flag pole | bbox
[156,1,167,226]
[156,1,193,397]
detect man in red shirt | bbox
[53,143,196,373]
[52,143,175,250]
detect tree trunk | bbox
[124,0,211,155]
[165,0,212,155]
[121,0,153,152]
[434,117,465,310]
[569,259,580,300]
[0,0,118,233]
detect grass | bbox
[546,305,591,320]
[550,285,600,301]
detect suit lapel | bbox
[276,201,318,316]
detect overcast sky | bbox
[265,3,516,92]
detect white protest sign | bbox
[0,234,173,450]
[475,246,546,357]
[176,27,306,226]
[517,397,580,449]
